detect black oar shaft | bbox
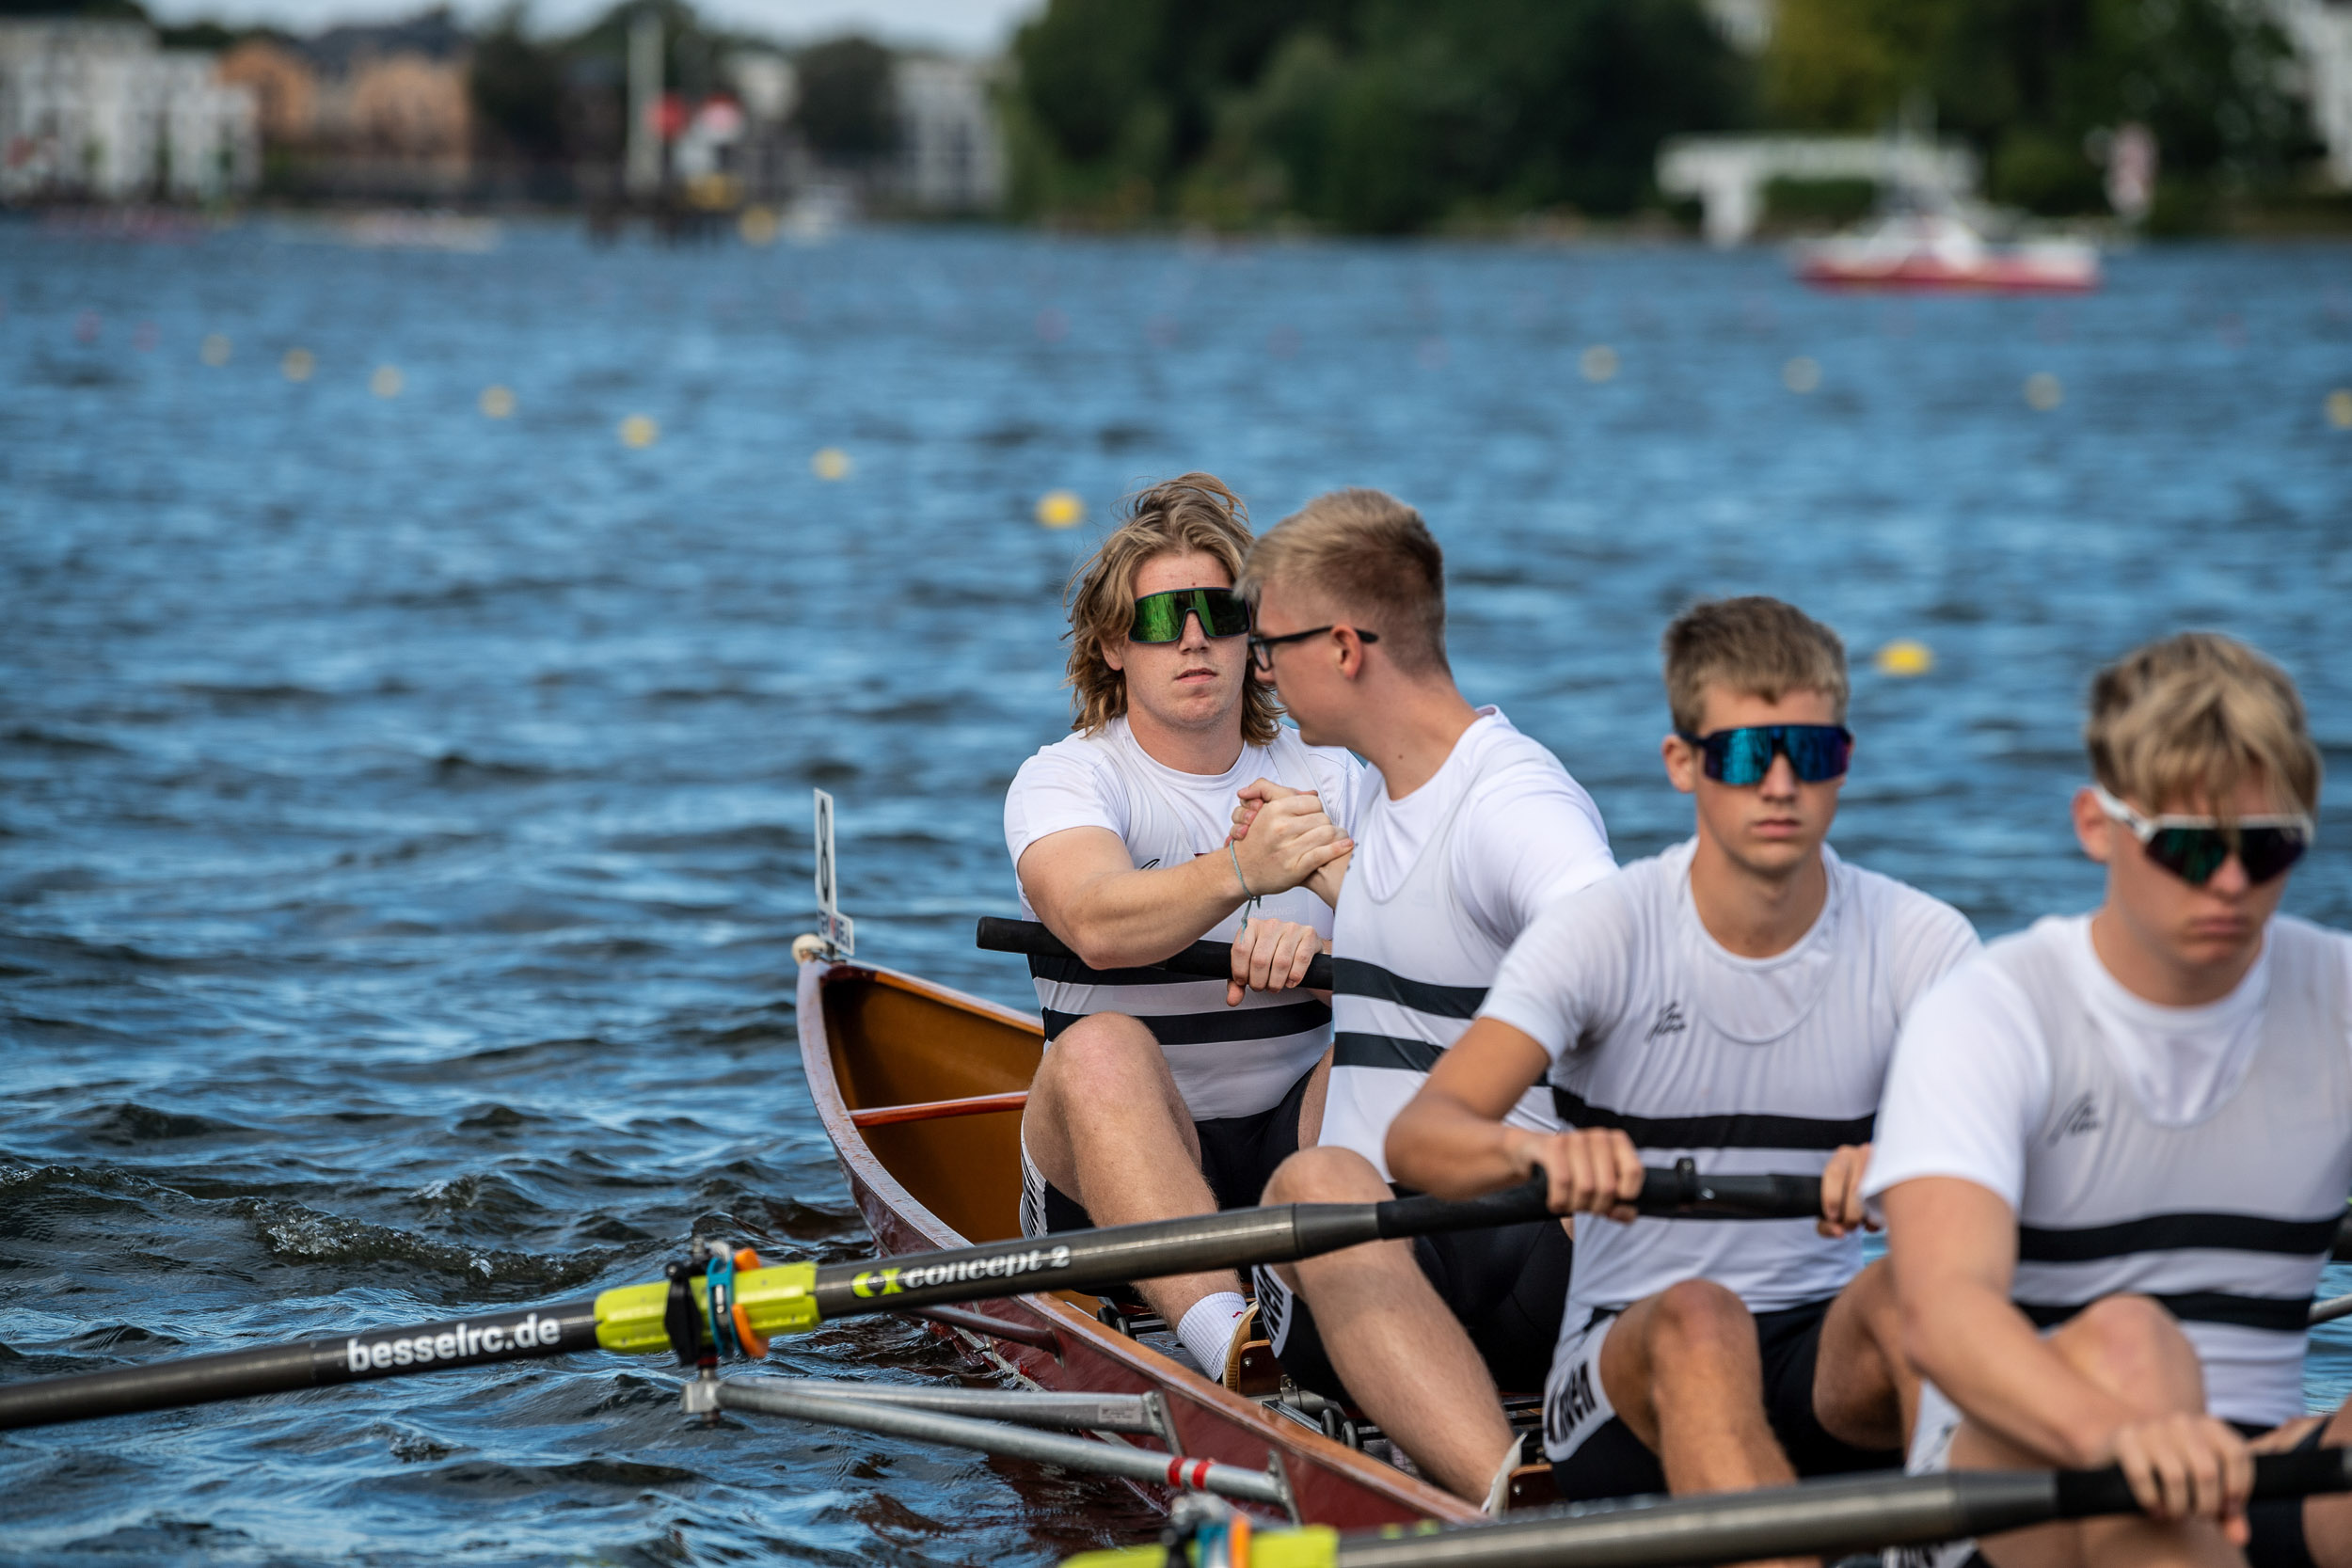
[0,1301,596,1430]
[0,1167,1820,1431]
[976,916,1337,992]
[1323,1450,2352,1568]
[800,1167,1822,1322]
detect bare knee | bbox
[1645,1279,1756,1366]
[1263,1146,1390,1205]
[1033,1013,1165,1101]
[2052,1295,2201,1412]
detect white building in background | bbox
[0,20,256,202]
[894,54,1001,212]
[2276,0,2352,185]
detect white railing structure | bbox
[1657,134,1979,245]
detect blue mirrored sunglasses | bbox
[1676,724,1854,785]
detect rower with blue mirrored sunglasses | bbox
[1129,586,1252,643]
[2091,784,2312,886]
[1675,723,1855,785]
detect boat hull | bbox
[1795,245,2099,293]
[794,956,1475,1529]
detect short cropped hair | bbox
[1239,488,1448,674]
[2087,631,2320,818]
[1064,472,1279,746]
[1661,597,1849,736]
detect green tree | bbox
[1765,0,2305,214]
[1008,0,1749,230]
[794,35,898,162]
[471,5,569,161]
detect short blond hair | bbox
[2087,632,2319,818]
[1064,473,1279,746]
[1661,597,1849,735]
[1239,488,1448,674]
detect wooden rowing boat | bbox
[794,951,1483,1528]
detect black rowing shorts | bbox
[1019,1060,1319,1241]
[1254,1186,1571,1400]
[1548,1293,1894,1504]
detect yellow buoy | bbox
[2328,388,2352,430]
[2024,372,2062,411]
[282,347,315,383]
[1783,356,1822,394]
[1875,640,1934,677]
[199,333,231,367]
[1580,344,1618,384]
[371,365,404,399]
[811,447,852,481]
[479,385,516,420]
[739,205,780,246]
[620,414,659,449]
[1035,490,1084,529]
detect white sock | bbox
[1482,1436,1524,1515]
[1175,1291,1248,1373]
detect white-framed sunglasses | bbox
[2090,784,2313,886]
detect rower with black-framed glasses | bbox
[1247,624,1381,672]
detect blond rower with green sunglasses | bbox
[1004,473,1363,1385]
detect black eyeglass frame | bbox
[1247,625,1380,673]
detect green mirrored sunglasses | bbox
[1130,586,1251,643]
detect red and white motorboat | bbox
[1794,212,2100,293]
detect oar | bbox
[1065,1448,2352,1568]
[0,1164,1820,1432]
[977,915,1338,992]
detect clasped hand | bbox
[1224,779,1349,895]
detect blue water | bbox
[4,219,2351,1564]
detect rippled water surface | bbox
[5,221,2352,1564]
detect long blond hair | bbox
[1064,473,1279,745]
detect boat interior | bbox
[809,959,1562,1502]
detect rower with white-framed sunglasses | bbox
[1869,630,2352,1568]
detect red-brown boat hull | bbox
[794,956,1474,1529]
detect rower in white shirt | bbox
[1007,473,1360,1386]
[1385,596,1978,1536]
[1234,487,1617,1508]
[1867,631,2352,1568]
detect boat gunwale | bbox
[792,953,1477,1527]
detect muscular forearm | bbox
[1386,1090,1534,1199]
[1037,852,1249,970]
[1907,1279,2140,1467]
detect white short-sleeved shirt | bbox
[1482,839,1979,1316]
[1318,708,1617,1176]
[1865,914,2352,1427]
[1004,715,1362,1121]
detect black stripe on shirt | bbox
[1552,1085,1874,1152]
[1330,958,1487,1020]
[2018,1212,2342,1264]
[1043,999,1332,1048]
[2018,1292,2312,1336]
[1030,953,1196,988]
[1332,1031,1444,1074]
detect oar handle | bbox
[977,916,1337,992]
[2057,1444,2352,1520]
[1375,1162,1827,1239]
